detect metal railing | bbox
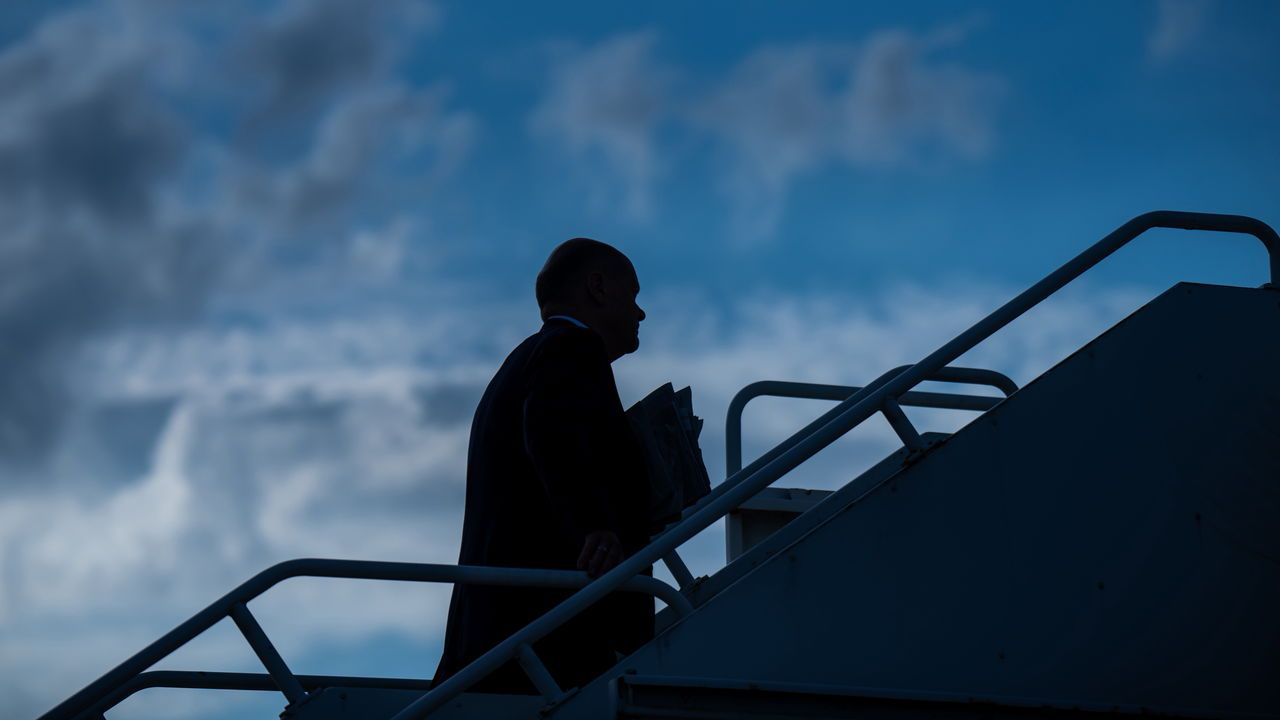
[87,671,434,717]
[390,210,1278,719]
[40,559,691,720]
[687,365,1013,534]
[725,367,1019,475]
[45,211,1279,720]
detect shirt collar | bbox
[546,314,589,329]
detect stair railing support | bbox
[661,550,696,590]
[229,602,308,707]
[881,397,925,453]
[515,643,564,703]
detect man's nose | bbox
[637,306,646,322]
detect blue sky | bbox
[1,1,1277,718]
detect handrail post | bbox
[515,643,564,702]
[725,390,749,476]
[881,397,925,452]
[662,550,696,590]
[229,603,308,706]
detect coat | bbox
[433,318,654,694]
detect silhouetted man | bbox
[434,238,652,694]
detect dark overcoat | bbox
[434,318,653,693]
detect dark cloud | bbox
[0,0,464,468]
[0,70,183,223]
[415,382,484,427]
[241,0,435,123]
[0,7,216,466]
[270,85,471,228]
[230,0,469,236]
[49,396,178,492]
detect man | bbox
[434,238,652,694]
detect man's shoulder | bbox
[508,319,596,346]
[492,322,607,387]
[533,321,606,359]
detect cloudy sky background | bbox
[1,1,1277,717]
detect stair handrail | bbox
[682,362,1013,539]
[85,671,436,719]
[725,367,1018,474]
[40,559,691,720]
[392,210,1278,719]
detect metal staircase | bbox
[39,211,1280,720]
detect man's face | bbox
[598,259,645,360]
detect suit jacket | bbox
[434,318,653,694]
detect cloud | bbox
[1,366,483,718]
[530,31,671,221]
[246,83,474,231]
[0,297,516,718]
[531,24,1002,244]
[841,24,1000,166]
[0,0,469,471]
[696,24,1002,244]
[230,0,472,239]
[691,44,837,246]
[2,280,1153,718]
[1148,0,1211,64]
[0,3,217,467]
[347,216,415,282]
[241,0,440,123]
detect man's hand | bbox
[577,530,624,578]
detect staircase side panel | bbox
[554,283,1280,719]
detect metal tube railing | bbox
[41,559,690,720]
[516,642,563,701]
[84,671,435,718]
[229,602,307,704]
[725,368,1017,474]
[392,210,1278,719]
[697,366,906,522]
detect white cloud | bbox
[1148,0,1211,64]
[691,44,838,246]
[348,217,414,281]
[2,280,1153,718]
[531,24,1002,244]
[530,31,671,221]
[841,25,1000,166]
[697,24,1002,244]
[0,374,473,718]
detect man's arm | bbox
[523,331,626,576]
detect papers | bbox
[626,383,712,528]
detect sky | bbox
[1,1,1277,718]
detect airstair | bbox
[41,211,1280,720]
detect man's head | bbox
[536,238,645,362]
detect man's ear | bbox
[585,269,607,305]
